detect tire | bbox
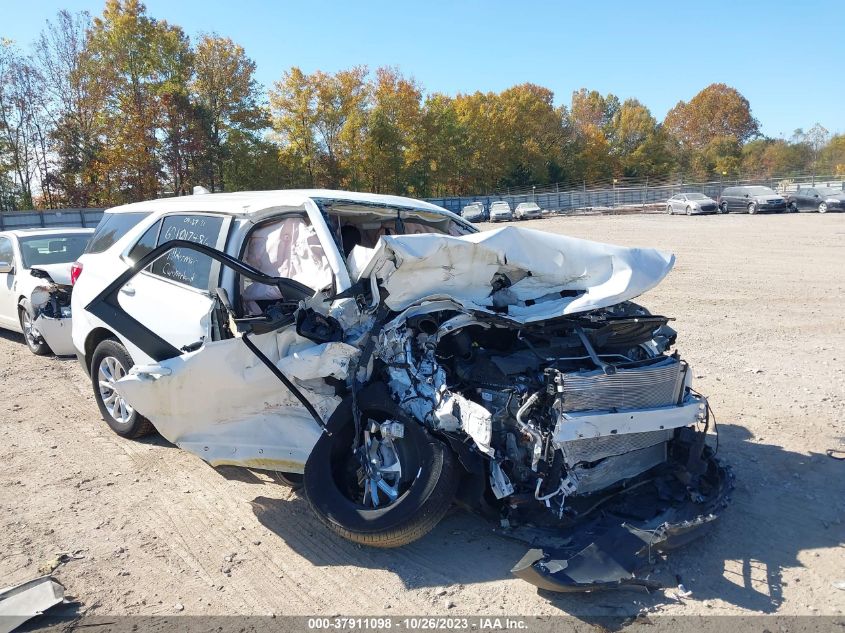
[686,206,692,216]
[18,302,51,356]
[719,202,729,214]
[304,385,459,548]
[789,202,799,213]
[747,202,757,214]
[273,472,304,489]
[666,205,673,214]
[91,338,154,438]
[818,202,828,214]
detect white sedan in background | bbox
[666,193,719,215]
[0,227,93,355]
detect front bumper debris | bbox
[510,454,732,592]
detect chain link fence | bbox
[426,173,845,215]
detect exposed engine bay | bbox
[368,299,730,589]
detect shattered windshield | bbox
[19,234,90,268]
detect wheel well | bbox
[84,327,116,372]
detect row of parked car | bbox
[461,200,544,222]
[667,185,845,215]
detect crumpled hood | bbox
[353,225,675,322]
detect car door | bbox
[90,213,352,473]
[107,213,231,359]
[0,236,18,328]
[803,188,819,210]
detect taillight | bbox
[70,261,83,285]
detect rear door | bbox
[116,213,231,354]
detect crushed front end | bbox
[374,299,732,591]
[28,278,76,356]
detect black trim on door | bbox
[86,239,316,362]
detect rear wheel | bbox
[789,202,799,213]
[91,338,154,438]
[304,385,458,548]
[719,202,729,214]
[18,302,51,356]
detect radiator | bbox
[560,357,686,412]
[559,428,672,466]
[572,441,667,494]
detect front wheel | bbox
[818,202,828,213]
[747,202,758,214]
[304,385,459,548]
[18,303,51,356]
[666,204,673,214]
[91,338,154,438]
[686,206,693,216]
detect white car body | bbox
[514,202,542,220]
[71,189,729,590]
[0,228,93,355]
[488,200,513,222]
[72,188,688,476]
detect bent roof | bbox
[106,189,452,216]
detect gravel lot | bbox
[1,212,844,622]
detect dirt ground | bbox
[1,212,844,622]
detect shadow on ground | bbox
[249,423,844,623]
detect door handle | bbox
[120,284,135,296]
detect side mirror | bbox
[0,261,13,274]
[744,193,749,198]
[814,194,820,198]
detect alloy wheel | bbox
[98,356,134,425]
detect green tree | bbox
[192,34,265,192]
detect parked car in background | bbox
[514,201,542,220]
[0,228,93,355]
[489,200,513,222]
[665,193,719,215]
[786,186,845,213]
[717,186,786,214]
[460,201,487,222]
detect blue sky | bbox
[3,0,842,138]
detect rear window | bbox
[19,234,90,267]
[85,212,150,254]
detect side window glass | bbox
[147,215,224,291]
[0,237,14,265]
[128,220,162,262]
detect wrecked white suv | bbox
[0,228,93,356]
[71,190,730,591]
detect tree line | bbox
[2,0,843,210]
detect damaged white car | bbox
[71,190,731,591]
[0,228,93,356]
